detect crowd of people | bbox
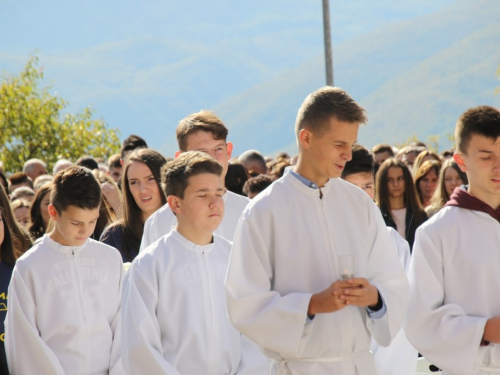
[0,86,499,375]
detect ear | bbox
[226,141,233,160]
[174,151,182,158]
[298,128,313,150]
[47,204,59,221]
[167,195,182,215]
[454,153,467,173]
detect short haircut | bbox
[51,166,101,213]
[10,187,36,202]
[238,150,267,175]
[163,151,223,199]
[8,172,34,191]
[176,110,228,152]
[342,144,375,179]
[76,155,99,171]
[225,163,248,196]
[243,174,273,196]
[23,158,46,173]
[52,159,73,175]
[108,153,121,169]
[295,87,367,140]
[372,144,394,156]
[455,106,500,154]
[121,135,148,160]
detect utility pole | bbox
[322,0,334,86]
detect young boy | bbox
[225,87,408,375]
[140,110,249,250]
[122,151,259,374]
[406,106,500,374]
[5,166,124,375]
[342,144,417,375]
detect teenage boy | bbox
[225,87,408,375]
[406,106,500,374]
[122,152,261,374]
[5,166,124,375]
[140,110,249,249]
[342,144,417,375]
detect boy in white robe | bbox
[341,144,417,375]
[5,166,124,375]
[225,87,409,375]
[122,151,261,375]
[406,105,500,375]
[140,110,249,251]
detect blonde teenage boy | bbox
[5,166,124,375]
[122,152,259,375]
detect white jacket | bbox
[5,236,124,375]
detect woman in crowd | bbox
[425,158,468,217]
[100,148,167,262]
[376,158,427,251]
[414,159,441,208]
[0,186,32,253]
[91,170,121,240]
[412,150,441,176]
[27,183,52,241]
[11,200,31,228]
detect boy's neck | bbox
[294,158,328,188]
[176,223,213,246]
[468,184,500,210]
[389,196,405,210]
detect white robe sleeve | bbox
[139,216,154,253]
[235,335,268,375]
[109,262,125,375]
[225,214,314,358]
[121,264,182,375]
[406,228,488,375]
[5,269,65,375]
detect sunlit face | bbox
[127,161,162,221]
[302,118,359,181]
[374,151,391,166]
[387,167,405,199]
[444,167,463,196]
[419,169,439,203]
[181,131,233,179]
[48,204,99,247]
[344,172,375,200]
[40,191,51,225]
[455,134,500,206]
[28,163,47,180]
[169,173,225,234]
[14,206,30,227]
[0,211,5,246]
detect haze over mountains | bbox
[1,0,498,157]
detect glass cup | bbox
[338,255,354,280]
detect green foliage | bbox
[0,55,121,174]
[394,134,446,153]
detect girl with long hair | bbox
[425,158,468,217]
[414,159,441,208]
[375,158,427,251]
[27,183,52,241]
[0,185,32,253]
[100,148,167,262]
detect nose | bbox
[343,147,353,161]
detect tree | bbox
[0,55,121,174]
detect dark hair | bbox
[8,172,34,192]
[51,166,102,213]
[164,151,223,199]
[108,153,121,169]
[225,163,248,196]
[91,170,119,240]
[456,106,500,154]
[295,87,367,139]
[0,184,33,255]
[342,144,374,179]
[269,160,290,180]
[414,160,442,205]
[0,171,8,192]
[1,208,19,266]
[176,111,228,152]
[243,174,273,197]
[440,149,454,159]
[76,155,99,171]
[375,158,426,226]
[121,135,148,161]
[372,144,394,157]
[104,148,167,258]
[27,183,52,240]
